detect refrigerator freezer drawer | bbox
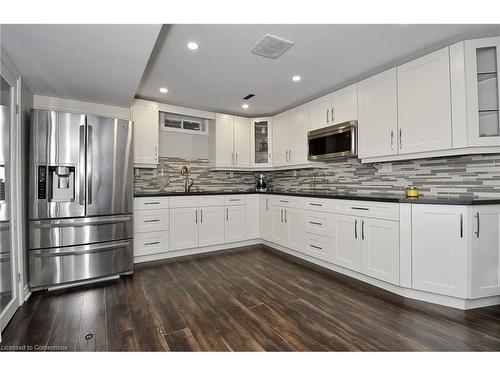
[29,239,133,289]
[29,214,133,249]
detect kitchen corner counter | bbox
[134,190,500,205]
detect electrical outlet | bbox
[229,172,234,178]
[292,170,297,177]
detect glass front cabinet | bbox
[465,36,500,146]
[251,118,272,167]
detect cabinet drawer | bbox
[303,233,333,263]
[134,209,169,233]
[134,231,169,257]
[304,198,336,212]
[170,196,199,208]
[134,197,169,210]
[304,211,334,237]
[225,195,246,206]
[269,196,303,209]
[199,195,225,207]
[333,200,399,221]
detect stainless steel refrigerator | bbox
[28,109,134,290]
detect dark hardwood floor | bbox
[2,244,500,351]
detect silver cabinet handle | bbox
[391,130,394,150]
[201,209,203,223]
[326,109,329,124]
[309,203,322,207]
[226,207,229,221]
[399,129,403,150]
[309,221,322,226]
[288,149,291,162]
[475,213,480,238]
[266,198,269,211]
[144,201,161,205]
[195,209,198,223]
[310,244,323,250]
[231,152,234,165]
[144,219,160,223]
[280,200,289,203]
[331,107,335,123]
[280,209,283,223]
[351,206,369,211]
[155,145,158,160]
[285,150,289,162]
[144,241,160,246]
[354,219,358,239]
[460,214,463,238]
[361,220,365,240]
[236,153,238,165]
[284,209,287,223]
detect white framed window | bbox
[159,111,209,135]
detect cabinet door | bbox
[198,206,225,247]
[289,105,310,165]
[169,208,199,251]
[270,206,286,245]
[233,116,251,167]
[245,195,260,239]
[284,208,304,251]
[465,37,500,146]
[412,205,468,298]
[225,205,245,243]
[215,113,234,167]
[470,206,500,298]
[310,94,332,130]
[397,47,452,154]
[272,112,290,166]
[358,68,399,158]
[331,214,362,272]
[260,196,272,241]
[361,218,400,285]
[251,118,272,167]
[331,84,357,125]
[132,100,158,166]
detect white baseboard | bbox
[134,238,260,264]
[23,284,31,302]
[261,239,500,311]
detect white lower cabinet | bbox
[245,195,260,239]
[361,218,400,285]
[470,205,500,298]
[285,208,304,251]
[412,205,468,298]
[169,207,199,251]
[271,206,287,244]
[260,195,272,240]
[225,205,246,243]
[303,233,333,262]
[134,231,169,257]
[198,206,225,247]
[332,214,362,272]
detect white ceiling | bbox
[0,24,161,107]
[137,24,500,116]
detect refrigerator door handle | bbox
[31,215,132,228]
[87,124,93,205]
[31,240,132,257]
[79,125,86,205]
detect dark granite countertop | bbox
[134,190,500,205]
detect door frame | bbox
[0,49,25,335]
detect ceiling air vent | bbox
[243,94,255,100]
[250,34,294,59]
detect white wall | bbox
[33,95,130,120]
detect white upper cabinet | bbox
[310,94,332,131]
[132,99,159,167]
[233,116,251,167]
[331,84,358,124]
[214,113,234,168]
[213,114,250,168]
[470,205,500,298]
[412,205,468,298]
[288,104,311,165]
[272,111,290,167]
[358,68,399,159]
[465,36,500,147]
[251,118,272,167]
[397,47,452,154]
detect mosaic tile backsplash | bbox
[134,155,500,198]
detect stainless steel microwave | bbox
[308,120,358,161]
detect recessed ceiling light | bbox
[187,41,199,50]
[292,75,301,82]
[159,87,168,93]
[242,104,249,109]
